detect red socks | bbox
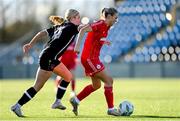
[77,84,95,101]
[104,86,114,109]
[76,85,114,109]
[71,79,75,92]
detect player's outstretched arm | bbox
[23,30,47,54]
[74,25,92,53]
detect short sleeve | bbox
[90,21,103,32]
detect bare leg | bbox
[53,63,72,82]
[91,76,101,90]
[52,63,73,110]
[33,67,52,92]
[94,69,113,87]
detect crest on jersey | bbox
[96,64,101,69]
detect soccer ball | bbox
[119,100,134,116]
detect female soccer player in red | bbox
[70,7,121,116]
[10,9,81,117]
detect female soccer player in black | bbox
[11,9,81,117]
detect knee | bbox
[93,83,101,90]
[33,84,43,92]
[64,73,73,82]
[105,76,113,87]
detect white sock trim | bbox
[74,96,80,104]
[25,91,32,99]
[58,86,67,90]
[108,107,115,111]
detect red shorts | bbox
[81,58,105,76]
[59,50,77,70]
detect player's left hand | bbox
[100,40,111,46]
[103,41,111,45]
[100,38,111,46]
[78,24,88,31]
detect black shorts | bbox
[39,50,61,71]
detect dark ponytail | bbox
[101,7,118,18]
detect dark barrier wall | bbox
[0,62,180,79]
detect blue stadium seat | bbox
[0,0,178,64]
[100,0,176,62]
[125,20,180,63]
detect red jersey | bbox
[81,20,110,60]
[58,41,77,70]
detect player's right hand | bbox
[74,50,80,54]
[74,47,80,54]
[23,43,32,54]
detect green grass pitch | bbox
[0,78,180,121]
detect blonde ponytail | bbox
[49,16,65,25]
[49,9,79,25]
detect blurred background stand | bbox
[0,0,180,78]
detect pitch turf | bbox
[0,78,180,121]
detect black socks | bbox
[18,87,37,106]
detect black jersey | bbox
[44,21,78,60]
[38,22,79,71]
